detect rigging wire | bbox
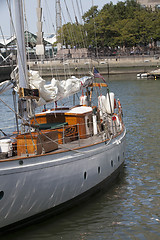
[2,2,116,152]
[70,0,87,51]
[73,1,91,69]
[61,0,86,56]
[63,0,88,66]
[71,0,77,23]
[0,96,27,123]
[43,0,56,34]
[62,0,78,47]
[75,0,87,49]
[92,3,98,58]
[61,7,76,47]
[64,0,73,23]
[75,0,82,25]
[0,95,101,156]
[0,26,7,47]
[59,1,76,79]
[79,0,84,20]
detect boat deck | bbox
[0,132,109,161]
[55,133,104,152]
[0,120,124,161]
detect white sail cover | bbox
[0,80,13,94]
[13,70,92,107]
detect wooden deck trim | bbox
[0,124,125,163]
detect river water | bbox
[0,74,160,239]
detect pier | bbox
[28,56,160,78]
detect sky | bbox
[0,0,119,38]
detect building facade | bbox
[137,0,160,10]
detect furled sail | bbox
[0,80,13,95]
[13,69,92,106]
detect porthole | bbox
[118,156,120,162]
[98,166,101,174]
[111,160,113,167]
[84,171,87,180]
[0,191,4,200]
[19,160,23,165]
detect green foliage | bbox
[57,22,86,48]
[82,6,99,23]
[58,0,160,49]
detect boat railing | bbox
[5,115,123,158]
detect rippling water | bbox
[0,74,160,240]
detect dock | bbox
[1,56,160,82]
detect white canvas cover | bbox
[0,80,13,95]
[13,70,92,107]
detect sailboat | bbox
[0,0,126,232]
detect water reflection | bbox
[1,74,160,240]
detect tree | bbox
[57,23,85,48]
[57,0,160,50]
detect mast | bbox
[14,0,28,89]
[14,0,38,131]
[36,0,45,58]
[56,0,62,50]
[56,0,62,34]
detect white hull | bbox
[0,128,126,231]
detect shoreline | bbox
[29,56,160,78]
[1,56,160,81]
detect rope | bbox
[0,129,7,136]
[0,97,23,120]
[0,97,35,132]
